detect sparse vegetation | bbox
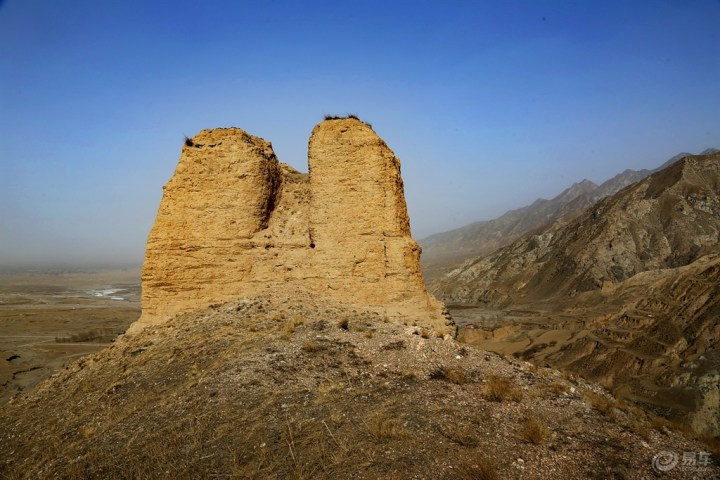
[649,414,673,432]
[364,412,407,442]
[484,375,523,402]
[631,419,653,441]
[281,316,305,339]
[430,365,468,385]
[302,340,320,352]
[456,456,499,480]
[438,423,479,447]
[541,380,569,397]
[338,317,349,330]
[381,340,406,350]
[322,113,365,123]
[55,328,119,343]
[585,391,617,418]
[3,292,718,479]
[520,417,551,445]
[184,135,194,147]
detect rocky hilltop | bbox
[434,152,720,436]
[136,118,447,334]
[2,289,716,478]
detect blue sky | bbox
[1,0,719,269]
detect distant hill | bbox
[431,152,720,436]
[431,153,720,305]
[420,149,716,282]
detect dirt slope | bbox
[1,290,716,479]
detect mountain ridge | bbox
[431,152,720,437]
[420,149,717,282]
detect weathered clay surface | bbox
[133,119,447,333]
[307,120,443,320]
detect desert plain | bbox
[0,269,140,405]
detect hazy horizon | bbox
[2,1,719,270]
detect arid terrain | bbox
[433,153,720,439]
[0,269,140,405]
[1,122,717,479]
[2,290,717,479]
[420,149,718,284]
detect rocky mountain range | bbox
[432,152,720,305]
[432,152,720,437]
[420,148,719,283]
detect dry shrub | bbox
[364,412,407,442]
[430,366,468,385]
[338,318,349,330]
[55,328,118,343]
[544,380,569,397]
[521,417,550,445]
[456,456,498,480]
[302,341,320,352]
[649,414,672,433]
[447,369,468,385]
[700,435,720,457]
[439,423,479,447]
[484,375,523,402]
[281,323,295,340]
[585,391,617,418]
[631,419,652,441]
[381,340,406,350]
[281,316,305,339]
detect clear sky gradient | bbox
[1,0,719,269]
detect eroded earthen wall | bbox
[133,119,447,333]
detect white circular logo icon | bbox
[652,450,679,473]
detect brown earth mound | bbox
[1,289,715,479]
